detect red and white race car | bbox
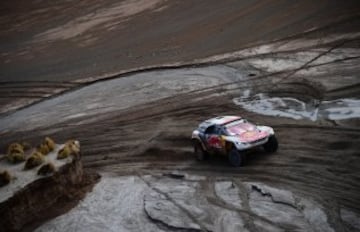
[191,116,278,166]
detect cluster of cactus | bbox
[24,152,45,170]
[6,143,26,164]
[57,140,80,160]
[0,170,11,187]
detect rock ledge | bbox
[0,155,99,232]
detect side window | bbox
[210,126,225,135]
[205,125,216,134]
[214,126,221,135]
[205,125,227,135]
[218,126,227,135]
[213,126,227,135]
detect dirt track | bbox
[1,1,360,231]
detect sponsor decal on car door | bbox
[207,135,222,149]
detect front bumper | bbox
[235,136,269,151]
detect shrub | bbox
[37,143,50,155]
[57,140,81,159]
[7,143,24,155]
[44,137,55,151]
[67,140,80,155]
[6,152,26,164]
[0,170,11,187]
[37,162,56,176]
[37,137,56,155]
[21,142,32,151]
[6,142,26,164]
[24,152,44,170]
[57,145,71,159]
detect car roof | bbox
[200,116,241,128]
[197,116,242,132]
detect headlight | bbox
[236,141,249,146]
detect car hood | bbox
[236,130,269,142]
[226,123,269,142]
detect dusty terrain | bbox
[1,1,360,231]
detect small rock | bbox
[37,162,56,176]
[0,170,11,187]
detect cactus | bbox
[0,170,11,187]
[24,152,44,170]
[37,162,56,176]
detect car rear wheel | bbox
[228,148,243,167]
[193,141,207,161]
[263,135,278,153]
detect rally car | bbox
[191,116,278,166]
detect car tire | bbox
[263,135,278,153]
[228,147,243,167]
[194,141,207,161]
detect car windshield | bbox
[225,119,256,135]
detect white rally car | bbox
[191,116,278,166]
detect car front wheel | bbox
[228,148,243,167]
[263,135,278,153]
[193,141,208,161]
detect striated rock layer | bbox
[0,155,100,232]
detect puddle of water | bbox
[233,92,360,121]
[321,99,360,120]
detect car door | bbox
[205,125,223,152]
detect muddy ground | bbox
[0,1,360,231]
[1,0,360,113]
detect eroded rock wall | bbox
[0,156,99,232]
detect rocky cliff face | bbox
[0,156,100,232]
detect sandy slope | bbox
[1,0,360,113]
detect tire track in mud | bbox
[1,68,359,208]
[138,174,208,232]
[201,178,260,232]
[0,81,80,115]
[204,178,287,231]
[23,82,357,214]
[1,21,359,115]
[1,86,359,231]
[87,94,359,214]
